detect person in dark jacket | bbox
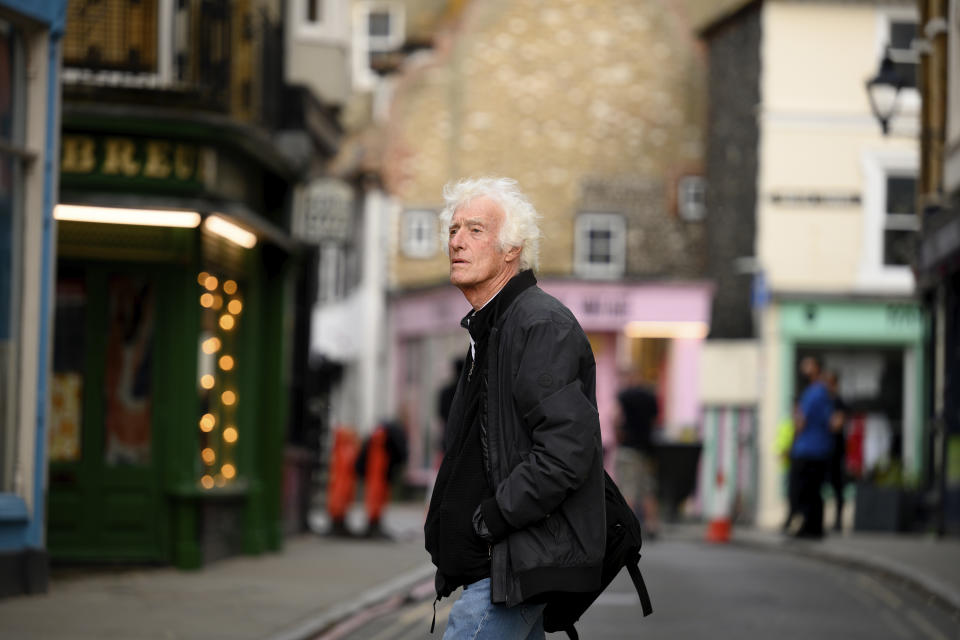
[424,177,605,640]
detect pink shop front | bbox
[389,279,713,487]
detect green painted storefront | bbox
[777,299,928,481]
[47,118,298,568]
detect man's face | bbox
[800,357,819,382]
[447,196,515,292]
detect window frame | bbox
[351,1,404,91]
[0,14,28,495]
[61,0,175,88]
[875,8,920,120]
[294,0,348,43]
[574,212,626,279]
[858,150,918,293]
[678,175,706,222]
[401,209,437,259]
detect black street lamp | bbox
[865,48,904,135]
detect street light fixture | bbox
[865,48,904,135]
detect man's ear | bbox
[504,244,522,263]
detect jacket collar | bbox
[460,269,537,343]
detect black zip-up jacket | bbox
[425,272,606,607]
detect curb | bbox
[727,532,960,615]
[267,562,436,640]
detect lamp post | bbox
[865,48,904,135]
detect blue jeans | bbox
[443,578,546,640]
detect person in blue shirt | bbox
[790,356,834,539]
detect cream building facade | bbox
[699,0,927,530]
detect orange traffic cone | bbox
[705,470,732,543]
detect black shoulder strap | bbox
[627,561,654,617]
[564,625,580,640]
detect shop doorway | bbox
[795,345,912,483]
[47,264,166,561]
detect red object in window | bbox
[845,413,865,478]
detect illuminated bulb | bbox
[201,475,214,489]
[219,355,234,371]
[201,447,216,464]
[223,280,238,295]
[212,295,223,310]
[221,464,236,479]
[197,272,210,285]
[199,413,216,432]
[221,390,236,406]
[202,337,221,354]
[223,426,238,443]
[219,314,235,330]
[200,374,215,389]
[227,299,242,315]
[200,293,214,308]
[204,275,218,291]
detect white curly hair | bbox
[439,176,542,272]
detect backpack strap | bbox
[563,625,580,640]
[627,561,653,617]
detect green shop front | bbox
[777,299,928,531]
[48,123,298,567]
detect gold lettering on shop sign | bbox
[174,144,196,180]
[143,140,172,179]
[61,135,96,173]
[102,138,141,176]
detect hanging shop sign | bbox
[60,134,212,192]
[293,178,354,244]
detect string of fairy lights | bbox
[197,271,242,489]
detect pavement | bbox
[725,524,960,615]
[0,502,435,640]
[0,502,958,640]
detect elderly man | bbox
[424,177,605,639]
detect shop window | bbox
[574,212,626,279]
[352,2,404,90]
[104,277,155,465]
[50,278,87,464]
[402,210,437,258]
[0,17,25,491]
[196,271,244,489]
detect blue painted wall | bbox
[0,0,67,553]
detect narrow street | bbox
[322,536,960,640]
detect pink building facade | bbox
[390,279,713,486]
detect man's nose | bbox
[449,228,464,249]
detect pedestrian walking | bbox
[777,398,801,533]
[613,372,661,538]
[824,371,849,532]
[790,356,834,539]
[424,177,605,640]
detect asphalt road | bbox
[317,538,960,640]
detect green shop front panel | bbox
[47,263,181,562]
